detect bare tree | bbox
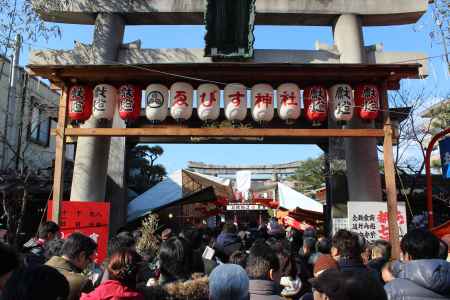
[429,0,450,68]
[387,85,450,219]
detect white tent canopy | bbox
[127,170,183,222]
[277,182,323,213]
[127,169,231,222]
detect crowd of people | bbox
[0,218,449,300]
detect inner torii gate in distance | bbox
[29,0,430,258]
[187,161,301,180]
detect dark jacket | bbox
[22,238,46,268]
[80,280,144,300]
[248,279,283,300]
[338,257,380,283]
[368,257,388,283]
[384,259,450,300]
[214,232,241,260]
[45,256,94,300]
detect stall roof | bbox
[277,182,323,213]
[127,169,232,221]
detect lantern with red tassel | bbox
[304,85,328,126]
[68,85,93,124]
[355,84,380,121]
[118,84,142,121]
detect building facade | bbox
[0,55,74,173]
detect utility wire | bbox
[2,35,446,117]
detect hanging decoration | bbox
[170,82,193,122]
[118,84,142,121]
[145,84,169,123]
[277,83,301,123]
[355,84,380,121]
[93,84,117,120]
[330,84,354,124]
[303,85,328,126]
[197,83,220,122]
[224,83,247,125]
[68,85,93,123]
[251,83,274,123]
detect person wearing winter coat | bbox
[2,265,69,300]
[141,237,209,300]
[0,243,20,296]
[368,240,392,283]
[214,223,242,262]
[385,259,450,300]
[45,232,97,300]
[331,230,379,282]
[246,240,283,300]
[81,249,144,300]
[23,221,60,268]
[385,229,450,300]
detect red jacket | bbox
[80,280,144,300]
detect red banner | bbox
[48,201,110,263]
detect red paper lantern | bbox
[304,85,328,125]
[355,84,380,121]
[118,84,142,121]
[68,85,93,123]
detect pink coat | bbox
[80,280,144,300]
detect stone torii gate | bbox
[187,161,302,179]
[30,1,429,251]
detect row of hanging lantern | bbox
[67,83,380,125]
[68,84,142,123]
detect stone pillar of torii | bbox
[30,0,429,232]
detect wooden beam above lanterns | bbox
[27,63,420,89]
[62,127,385,138]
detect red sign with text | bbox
[48,201,110,263]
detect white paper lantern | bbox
[170,82,193,121]
[251,83,274,122]
[330,84,354,122]
[277,83,301,122]
[224,83,247,123]
[197,83,220,121]
[93,84,117,120]
[145,84,169,123]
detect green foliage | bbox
[127,145,167,194]
[289,155,325,194]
